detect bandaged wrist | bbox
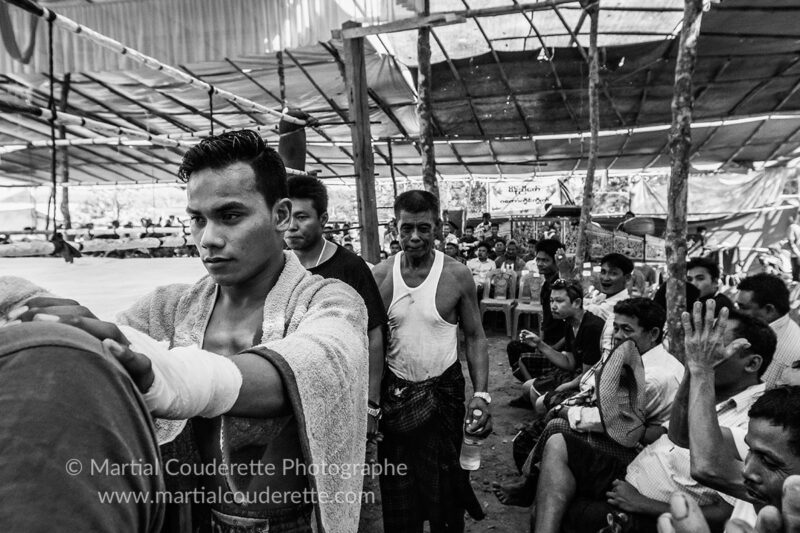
[118,325,243,419]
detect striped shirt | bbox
[763,314,800,388]
[625,383,765,506]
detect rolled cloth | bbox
[0,275,55,318]
[0,321,163,532]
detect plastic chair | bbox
[512,272,544,340]
[479,270,518,337]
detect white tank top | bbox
[387,250,459,382]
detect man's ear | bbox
[274,198,292,232]
[320,211,329,227]
[648,326,662,344]
[745,353,764,375]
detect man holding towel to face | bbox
[3,130,369,533]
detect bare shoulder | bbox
[442,255,474,288]
[372,256,392,280]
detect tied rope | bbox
[208,88,214,136]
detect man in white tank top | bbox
[372,190,491,533]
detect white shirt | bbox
[467,258,495,286]
[625,383,765,506]
[763,314,800,388]
[567,343,684,432]
[585,288,630,354]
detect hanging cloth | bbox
[0,4,39,64]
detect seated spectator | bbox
[458,225,479,260]
[585,253,633,355]
[466,241,495,300]
[687,256,735,315]
[442,222,458,246]
[495,240,526,272]
[531,306,776,533]
[660,300,800,530]
[495,298,684,507]
[484,222,505,252]
[522,238,538,262]
[474,213,492,241]
[490,240,505,261]
[389,240,401,255]
[508,279,603,410]
[444,242,465,264]
[534,239,570,347]
[736,273,800,387]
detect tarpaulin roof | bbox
[0,0,798,186]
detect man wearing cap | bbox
[530,306,774,533]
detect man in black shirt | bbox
[285,176,387,441]
[687,256,734,315]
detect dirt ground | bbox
[462,326,534,533]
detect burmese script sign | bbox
[487,178,560,214]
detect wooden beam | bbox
[666,0,704,364]
[573,0,599,275]
[342,22,381,263]
[332,13,465,40]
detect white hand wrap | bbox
[118,325,243,419]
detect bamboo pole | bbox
[573,0,599,276]
[417,0,440,198]
[2,0,306,126]
[59,73,71,232]
[666,0,704,363]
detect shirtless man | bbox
[11,130,368,533]
[372,190,491,533]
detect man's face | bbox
[599,262,628,296]
[444,243,458,258]
[506,243,518,260]
[491,225,499,236]
[442,224,451,236]
[476,246,489,261]
[536,251,557,277]
[285,198,326,252]
[713,320,758,388]
[736,290,772,323]
[550,288,579,319]
[494,241,506,256]
[687,266,717,298]
[612,313,657,353]
[186,162,289,287]
[465,228,474,237]
[398,209,438,260]
[390,242,401,255]
[742,417,800,510]
[776,363,800,387]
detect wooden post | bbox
[342,21,381,264]
[417,0,440,198]
[573,0,599,276]
[59,73,72,232]
[666,0,704,363]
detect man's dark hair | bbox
[697,226,707,233]
[687,256,720,281]
[726,309,777,378]
[748,386,800,459]
[178,129,287,207]
[613,297,666,343]
[466,225,475,231]
[551,279,584,305]
[535,239,562,260]
[287,176,328,216]
[600,253,634,276]
[394,190,439,219]
[476,241,492,252]
[738,273,790,316]
[482,212,490,219]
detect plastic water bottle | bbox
[460,409,483,471]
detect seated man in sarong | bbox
[1,130,369,533]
